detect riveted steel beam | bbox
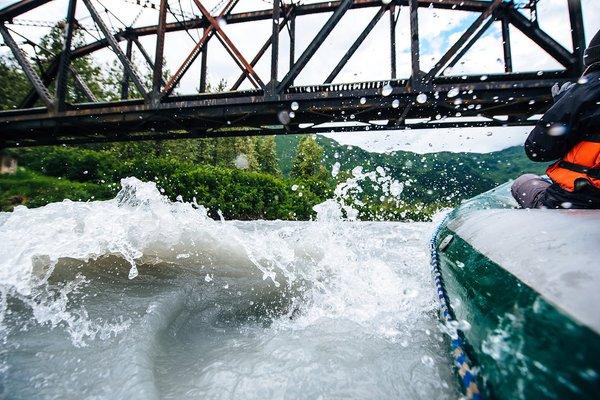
[121,38,133,100]
[325,5,387,84]
[55,0,78,111]
[0,23,54,109]
[278,0,354,92]
[506,5,575,69]
[82,0,148,99]
[501,17,512,73]
[424,0,502,82]
[151,0,168,103]
[389,4,398,80]
[409,0,421,87]
[231,8,292,90]
[567,0,585,74]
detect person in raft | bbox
[511,29,600,209]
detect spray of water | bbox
[0,176,457,399]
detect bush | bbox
[8,148,334,220]
[15,147,118,183]
[0,169,114,211]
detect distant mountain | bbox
[276,134,546,207]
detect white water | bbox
[0,178,457,399]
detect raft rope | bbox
[430,217,483,400]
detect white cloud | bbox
[322,126,531,154]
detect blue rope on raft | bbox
[430,217,483,400]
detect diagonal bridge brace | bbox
[0,22,54,109]
[161,0,266,98]
[277,0,354,93]
[192,0,264,90]
[505,5,576,70]
[231,5,295,90]
[423,0,502,83]
[325,4,389,84]
[82,0,149,100]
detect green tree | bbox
[255,136,280,175]
[291,136,328,180]
[0,57,29,110]
[208,136,257,170]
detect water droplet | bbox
[331,162,340,177]
[578,76,589,84]
[392,99,400,108]
[421,355,435,367]
[217,17,227,27]
[234,154,249,169]
[291,184,298,191]
[360,97,367,104]
[458,320,471,331]
[537,71,543,76]
[447,88,459,98]
[548,124,568,136]
[416,93,427,104]
[291,101,299,110]
[480,75,488,81]
[381,83,393,96]
[128,265,138,279]
[289,111,295,118]
[277,110,291,125]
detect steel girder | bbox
[0,0,587,148]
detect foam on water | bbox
[0,177,458,399]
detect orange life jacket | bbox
[546,140,600,192]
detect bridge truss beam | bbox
[0,0,587,148]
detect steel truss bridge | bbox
[0,0,587,148]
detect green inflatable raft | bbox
[433,182,600,399]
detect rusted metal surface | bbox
[0,0,586,148]
[325,5,388,84]
[55,0,77,111]
[82,0,148,99]
[0,22,54,109]
[160,0,239,97]
[424,0,503,82]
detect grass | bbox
[0,168,114,211]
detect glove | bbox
[551,82,575,100]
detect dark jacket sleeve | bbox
[524,85,585,162]
[524,69,600,162]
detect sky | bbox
[0,0,598,154]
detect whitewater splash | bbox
[0,178,457,399]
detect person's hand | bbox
[551,82,575,100]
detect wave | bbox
[0,177,455,399]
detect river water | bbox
[0,178,458,399]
